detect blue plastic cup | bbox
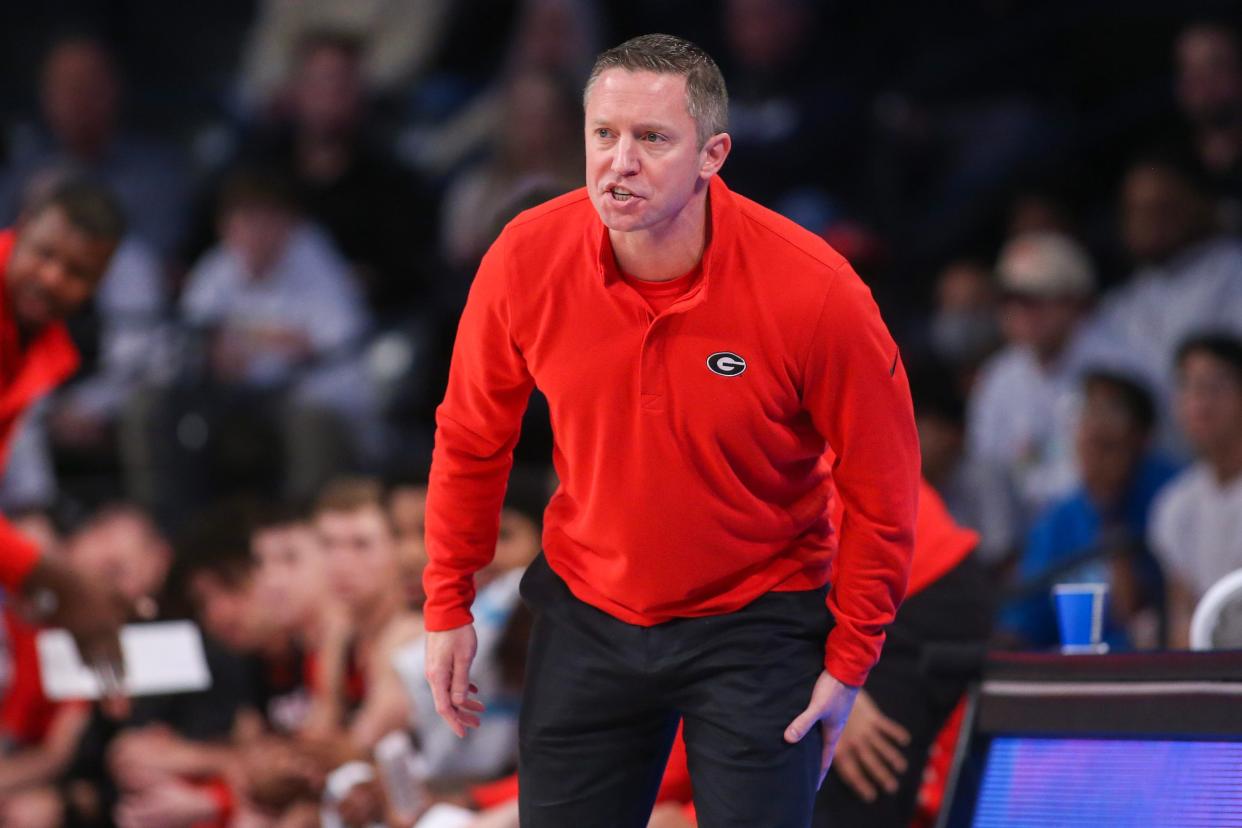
[1053,583,1110,654]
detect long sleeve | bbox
[422,234,535,631]
[802,266,919,687]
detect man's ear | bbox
[699,132,732,180]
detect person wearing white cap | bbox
[966,231,1122,528]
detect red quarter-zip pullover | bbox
[424,176,919,686]
[0,229,81,590]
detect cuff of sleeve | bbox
[0,529,41,592]
[824,625,883,688]
[422,605,475,632]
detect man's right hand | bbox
[24,554,128,714]
[424,624,485,738]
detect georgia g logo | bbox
[706,352,747,377]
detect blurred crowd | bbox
[2,1,1242,827]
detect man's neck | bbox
[297,132,351,183]
[1033,338,1071,372]
[1208,438,1242,487]
[609,186,710,282]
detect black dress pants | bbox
[518,554,833,828]
[813,554,994,827]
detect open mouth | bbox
[608,186,637,202]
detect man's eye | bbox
[644,133,665,142]
[596,128,612,138]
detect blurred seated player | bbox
[398,472,543,784]
[305,478,419,756]
[103,501,286,828]
[249,503,346,736]
[1000,371,1178,651]
[388,474,430,610]
[1150,334,1242,647]
[2,504,247,828]
[219,504,345,828]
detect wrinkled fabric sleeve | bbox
[422,233,535,631]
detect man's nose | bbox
[38,258,68,292]
[611,135,639,176]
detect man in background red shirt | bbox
[423,34,919,827]
[0,179,128,680]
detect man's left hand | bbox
[784,670,860,789]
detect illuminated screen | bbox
[972,737,1242,827]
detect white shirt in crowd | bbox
[967,326,1112,521]
[182,221,369,389]
[1149,463,1242,600]
[1085,236,1242,403]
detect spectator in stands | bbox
[715,0,861,212]
[440,68,583,271]
[1151,334,1242,648]
[128,167,376,514]
[968,232,1110,520]
[926,259,1002,389]
[235,0,455,116]
[1000,372,1179,651]
[235,30,441,313]
[0,35,189,258]
[912,361,1022,568]
[1086,151,1242,434]
[1174,22,1242,209]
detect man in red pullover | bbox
[423,34,919,827]
[0,179,127,679]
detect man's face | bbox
[252,523,327,632]
[1076,385,1146,503]
[1000,294,1083,356]
[1176,27,1242,128]
[585,69,718,235]
[8,206,115,333]
[1177,352,1242,455]
[388,486,428,608]
[1121,166,1207,265]
[315,505,399,613]
[41,41,119,153]
[67,512,169,606]
[220,203,295,278]
[189,570,271,653]
[293,45,362,138]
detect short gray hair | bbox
[584,33,728,147]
